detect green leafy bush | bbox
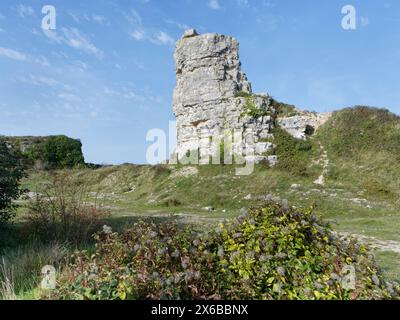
[272,126,315,176]
[270,99,298,117]
[54,203,399,300]
[28,136,85,169]
[234,91,252,98]
[244,96,268,119]
[0,141,24,223]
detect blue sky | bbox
[0,0,399,164]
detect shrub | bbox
[234,91,252,98]
[270,99,298,117]
[243,96,267,119]
[272,126,314,176]
[28,136,85,169]
[25,172,110,244]
[0,141,24,223]
[54,203,399,300]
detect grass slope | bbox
[2,106,400,298]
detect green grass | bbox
[375,251,400,281]
[0,240,70,299]
[2,106,400,298]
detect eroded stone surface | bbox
[277,111,332,140]
[173,30,275,165]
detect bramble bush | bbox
[26,172,110,244]
[54,203,399,300]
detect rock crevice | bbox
[173,30,275,165]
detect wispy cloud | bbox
[0,46,52,67]
[92,15,108,25]
[165,18,190,31]
[131,29,146,40]
[208,0,222,10]
[34,56,50,67]
[124,9,142,25]
[58,92,82,103]
[16,74,62,88]
[62,27,104,58]
[0,28,4,33]
[103,84,162,105]
[43,27,104,59]
[151,31,175,46]
[16,4,34,18]
[68,11,109,26]
[131,29,175,46]
[0,47,27,61]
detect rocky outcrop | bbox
[3,136,49,153]
[172,30,276,165]
[277,111,332,140]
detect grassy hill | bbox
[2,106,400,298]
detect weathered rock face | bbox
[277,111,332,140]
[173,30,276,165]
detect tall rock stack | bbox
[173,29,277,165]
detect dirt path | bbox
[343,232,400,254]
[313,143,329,186]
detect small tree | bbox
[0,141,24,222]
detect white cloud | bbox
[103,84,161,105]
[58,93,82,103]
[0,46,52,67]
[165,18,190,31]
[124,9,142,25]
[16,4,34,18]
[43,29,64,43]
[208,0,222,10]
[68,12,109,26]
[62,27,104,58]
[68,11,81,24]
[131,29,145,41]
[151,31,175,46]
[34,56,50,67]
[0,47,27,61]
[130,29,175,47]
[43,28,104,59]
[92,15,108,25]
[17,74,60,87]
